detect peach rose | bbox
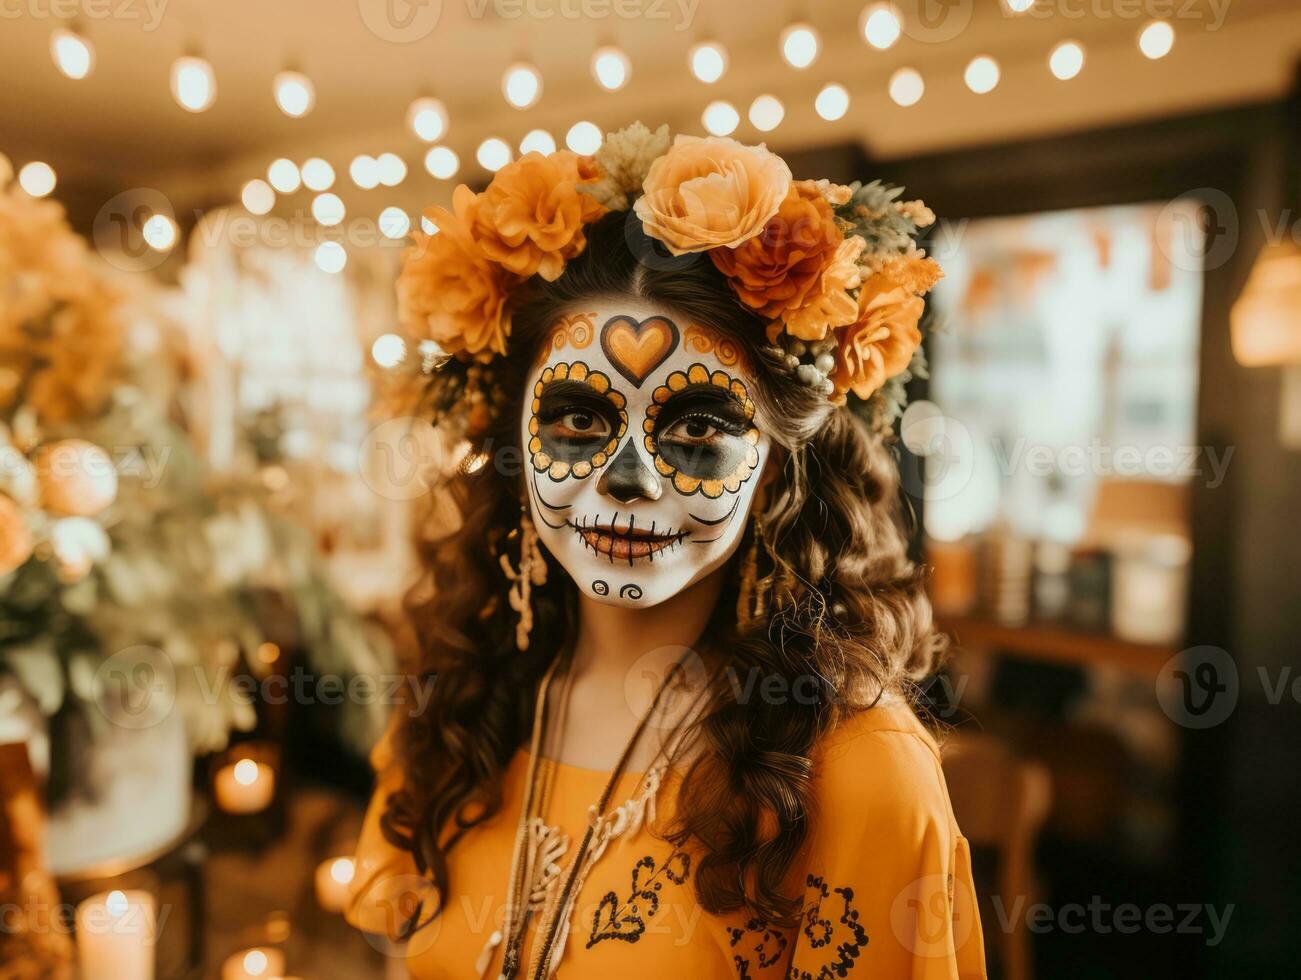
[772,235,865,343]
[830,273,925,402]
[0,493,32,575]
[471,151,607,281]
[711,180,844,320]
[398,185,516,360]
[635,135,791,255]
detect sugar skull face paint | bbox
[521,301,771,609]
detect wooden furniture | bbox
[939,614,1176,679]
[942,734,1052,980]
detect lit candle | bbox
[315,855,356,913]
[213,758,275,814]
[220,946,286,980]
[76,889,156,980]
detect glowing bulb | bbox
[1139,20,1175,60]
[267,158,301,194]
[170,55,216,113]
[330,857,356,885]
[406,96,448,142]
[241,179,274,215]
[780,23,820,70]
[51,28,94,79]
[591,46,631,91]
[477,138,512,172]
[1005,0,1035,12]
[860,4,901,50]
[371,333,406,367]
[424,146,459,179]
[1049,41,1085,80]
[748,95,784,132]
[233,759,260,785]
[702,100,739,137]
[349,154,380,189]
[377,152,407,187]
[566,121,602,156]
[815,83,850,121]
[502,62,542,109]
[301,157,334,191]
[519,129,556,156]
[421,215,437,235]
[378,207,410,240]
[689,41,728,84]
[274,70,315,118]
[17,161,56,197]
[315,241,346,274]
[242,950,268,977]
[142,214,177,251]
[311,193,345,226]
[964,56,1000,94]
[889,68,924,107]
[105,891,129,918]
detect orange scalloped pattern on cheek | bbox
[528,361,627,481]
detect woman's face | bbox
[519,299,772,608]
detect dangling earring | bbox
[500,512,548,651]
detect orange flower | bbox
[635,135,791,255]
[771,235,865,343]
[829,272,925,402]
[0,493,32,576]
[398,185,515,360]
[711,180,844,320]
[471,151,607,281]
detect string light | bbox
[50,27,94,79]
[815,83,850,121]
[566,122,602,155]
[1049,41,1085,80]
[274,70,315,118]
[311,193,345,226]
[372,334,406,366]
[888,68,924,107]
[748,95,784,132]
[1138,21,1175,59]
[688,41,728,84]
[477,138,512,172]
[377,152,407,187]
[349,155,380,189]
[314,241,346,274]
[241,179,275,215]
[1005,0,1036,12]
[860,4,901,50]
[520,129,556,155]
[964,56,1000,94]
[702,101,739,137]
[378,207,411,240]
[421,215,438,234]
[406,96,449,142]
[18,162,56,197]
[780,23,820,70]
[424,146,460,179]
[170,56,216,113]
[267,158,301,194]
[591,46,631,91]
[142,214,177,252]
[301,158,334,191]
[502,63,542,109]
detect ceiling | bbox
[1,0,1298,217]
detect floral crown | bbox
[389,123,940,436]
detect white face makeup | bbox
[520,300,772,609]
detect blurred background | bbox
[1,1,1299,978]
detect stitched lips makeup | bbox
[570,514,688,563]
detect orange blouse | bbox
[347,700,987,979]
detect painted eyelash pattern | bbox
[566,511,689,566]
[528,361,628,482]
[643,363,762,499]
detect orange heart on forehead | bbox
[599,315,680,387]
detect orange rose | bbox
[635,135,791,255]
[772,235,865,343]
[471,151,607,281]
[830,273,925,402]
[398,185,515,360]
[711,180,844,319]
[0,493,32,575]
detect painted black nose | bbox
[597,440,662,503]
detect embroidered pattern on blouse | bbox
[586,850,692,948]
[786,873,869,980]
[727,917,790,979]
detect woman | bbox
[348,125,986,979]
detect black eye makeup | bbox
[528,363,628,481]
[642,364,762,498]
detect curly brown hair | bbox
[380,211,943,930]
